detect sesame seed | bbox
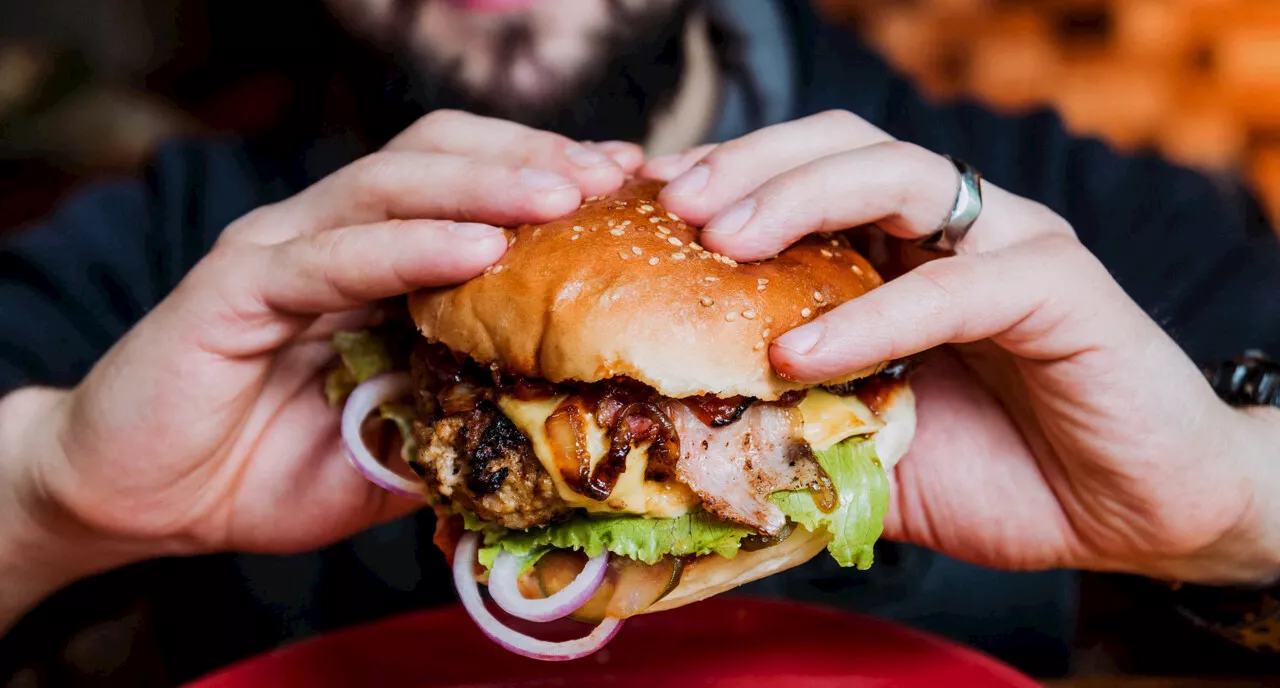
[649,217,661,223]
[723,257,739,267]
[648,256,660,266]
[711,253,725,262]
[851,264,863,275]
[610,229,625,236]
[742,310,757,320]
[820,249,833,258]
[573,225,584,232]
[762,328,771,339]
[483,266,493,274]
[509,236,518,247]
[753,341,765,351]
[640,204,655,213]
[725,312,738,322]
[704,276,719,282]
[757,284,767,292]
[586,196,600,202]
[829,239,839,247]
[571,234,581,241]
[700,297,714,307]
[654,232,666,241]
[671,252,687,261]
[757,278,769,285]
[699,252,711,259]
[532,228,542,238]
[801,308,812,318]
[631,246,643,255]
[814,291,825,302]
[668,211,680,221]
[765,316,773,324]
[689,242,704,252]
[618,249,630,260]
[607,219,616,228]
[658,226,671,235]
[493,265,504,273]
[621,220,632,227]
[668,236,683,247]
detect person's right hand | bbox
[0,111,642,621]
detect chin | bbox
[327,0,688,117]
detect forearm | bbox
[0,387,141,634]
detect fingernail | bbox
[565,144,613,168]
[664,164,710,197]
[449,222,503,239]
[704,198,756,236]
[774,323,824,356]
[519,167,575,190]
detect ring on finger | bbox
[915,155,984,253]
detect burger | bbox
[329,179,916,660]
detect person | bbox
[1,0,1278,682]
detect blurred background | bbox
[3,0,1280,234]
[2,0,1278,683]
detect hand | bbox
[0,111,643,625]
[645,111,1280,586]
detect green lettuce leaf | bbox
[468,511,753,570]
[324,330,394,406]
[771,437,889,569]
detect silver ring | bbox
[915,155,983,253]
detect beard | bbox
[338,0,699,145]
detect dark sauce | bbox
[823,359,915,414]
[681,394,753,427]
[787,442,838,513]
[590,401,680,499]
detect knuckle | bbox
[417,108,469,131]
[812,109,863,129]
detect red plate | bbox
[185,596,1040,688]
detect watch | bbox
[1164,350,1280,652]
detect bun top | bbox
[409,178,885,400]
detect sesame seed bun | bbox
[408,178,888,400]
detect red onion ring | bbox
[488,548,608,622]
[340,372,424,499]
[453,533,624,661]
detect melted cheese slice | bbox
[497,395,701,518]
[497,389,884,517]
[797,389,885,451]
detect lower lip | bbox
[442,0,542,12]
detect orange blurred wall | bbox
[817,0,1280,227]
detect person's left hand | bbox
[642,111,1280,586]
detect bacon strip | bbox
[666,402,823,534]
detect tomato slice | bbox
[532,550,686,622]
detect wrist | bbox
[1149,404,1280,587]
[0,387,151,631]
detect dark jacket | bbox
[3,1,1279,684]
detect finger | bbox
[386,109,630,197]
[190,220,506,346]
[658,110,893,225]
[245,152,581,243]
[641,144,717,181]
[768,236,1152,383]
[698,142,1073,262]
[587,141,646,174]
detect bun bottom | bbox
[645,526,831,613]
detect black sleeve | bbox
[0,140,281,396]
[804,32,1280,365]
